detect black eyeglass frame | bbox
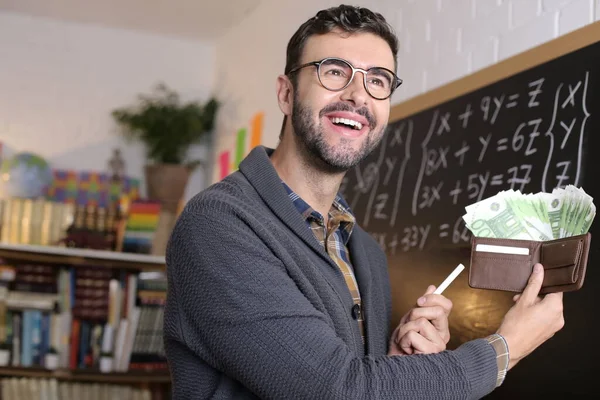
[287,57,403,100]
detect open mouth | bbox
[329,117,363,131]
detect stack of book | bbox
[0,377,160,400]
[0,198,74,247]
[121,201,161,255]
[0,260,167,373]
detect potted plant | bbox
[112,83,219,253]
[0,342,10,366]
[99,351,113,373]
[44,347,59,370]
[112,83,219,211]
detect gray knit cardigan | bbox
[164,146,498,399]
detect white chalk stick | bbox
[433,264,465,295]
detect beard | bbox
[290,96,386,174]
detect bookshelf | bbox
[0,366,170,384]
[0,243,170,399]
[0,243,166,271]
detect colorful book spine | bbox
[121,201,161,254]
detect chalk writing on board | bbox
[342,70,591,253]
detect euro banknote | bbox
[462,185,595,240]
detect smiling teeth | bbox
[331,117,363,130]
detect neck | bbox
[271,133,345,220]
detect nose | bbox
[340,70,369,106]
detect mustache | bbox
[319,102,377,129]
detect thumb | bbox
[416,285,436,306]
[520,263,544,306]
[423,284,436,296]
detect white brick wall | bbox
[510,0,543,29]
[558,0,594,35]
[543,0,573,11]
[0,11,215,201]
[474,0,503,18]
[499,8,556,58]
[426,51,471,90]
[439,0,475,30]
[462,0,511,53]
[470,36,499,72]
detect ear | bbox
[276,74,294,116]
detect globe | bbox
[0,152,54,198]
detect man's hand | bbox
[388,285,453,356]
[497,263,565,369]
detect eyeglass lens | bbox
[318,58,395,99]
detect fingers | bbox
[417,293,453,315]
[541,291,564,308]
[403,306,450,341]
[398,328,444,355]
[394,284,454,352]
[406,305,447,321]
[514,293,543,305]
[497,273,566,367]
[519,263,545,306]
[397,319,446,354]
[424,285,436,296]
[538,292,566,332]
[397,318,443,345]
[416,285,437,306]
[399,285,451,326]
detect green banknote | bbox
[463,185,595,240]
[538,191,564,239]
[504,191,553,241]
[463,192,535,240]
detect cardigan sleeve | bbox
[164,205,498,400]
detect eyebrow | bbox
[352,60,395,72]
[326,58,394,71]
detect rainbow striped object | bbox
[121,201,161,254]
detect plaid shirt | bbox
[281,181,365,345]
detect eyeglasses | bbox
[287,57,402,100]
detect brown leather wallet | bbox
[468,233,591,294]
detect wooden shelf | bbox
[0,243,165,271]
[0,366,170,384]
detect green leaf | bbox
[111,83,220,165]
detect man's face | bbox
[290,30,394,173]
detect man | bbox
[164,5,564,399]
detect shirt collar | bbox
[281,180,355,242]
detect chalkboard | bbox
[340,22,600,398]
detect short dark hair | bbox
[279,5,399,139]
[284,5,399,77]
